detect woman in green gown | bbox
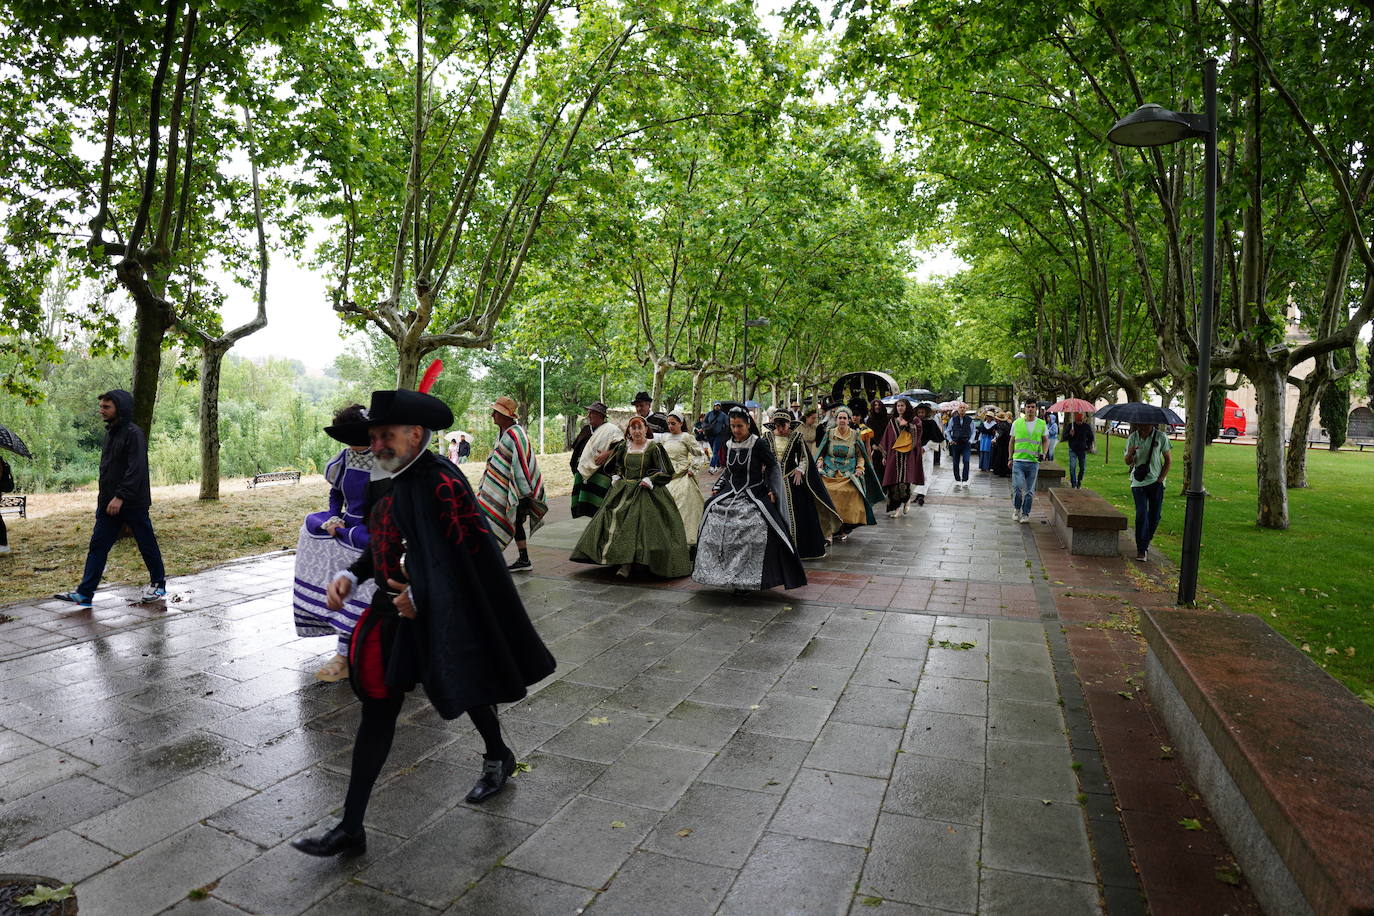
[571,415,693,578]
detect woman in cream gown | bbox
[658,411,708,545]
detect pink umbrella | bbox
[1047,398,1095,414]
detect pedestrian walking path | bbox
[0,471,1252,914]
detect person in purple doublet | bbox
[293,404,383,682]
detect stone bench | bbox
[248,471,301,489]
[0,495,25,518]
[1048,487,1126,557]
[1143,609,1374,916]
[1035,459,1065,491]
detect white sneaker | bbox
[1019,515,1031,524]
[1012,510,1021,522]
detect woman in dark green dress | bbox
[571,415,693,578]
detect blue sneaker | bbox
[53,591,93,608]
[139,585,168,602]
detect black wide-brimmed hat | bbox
[326,389,454,445]
[632,391,653,404]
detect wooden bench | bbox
[248,471,301,489]
[1048,487,1126,557]
[1143,609,1374,916]
[1035,459,1065,491]
[0,495,25,518]
[1218,429,1239,443]
[1353,438,1374,452]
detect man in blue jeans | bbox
[54,389,166,608]
[945,403,974,490]
[1124,422,1172,561]
[1008,400,1048,523]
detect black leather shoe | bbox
[466,750,516,803]
[290,824,366,857]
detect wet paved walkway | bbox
[0,472,1132,914]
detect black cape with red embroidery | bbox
[347,450,555,718]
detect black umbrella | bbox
[1095,403,1184,426]
[0,424,31,458]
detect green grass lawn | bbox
[1088,442,1374,704]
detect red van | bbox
[1223,399,1247,437]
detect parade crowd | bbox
[40,373,1165,862]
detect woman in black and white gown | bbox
[692,410,807,592]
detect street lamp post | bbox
[1108,58,1218,606]
[742,301,769,408]
[533,354,550,454]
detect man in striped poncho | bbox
[478,396,548,571]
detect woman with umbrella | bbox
[1098,403,1175,562]
[1048,399,1097,489]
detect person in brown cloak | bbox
[291,389,556,857]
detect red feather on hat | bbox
[418,359,444,394]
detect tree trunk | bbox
[651,361,670,411]
[128,292,174,435]
[1175,370,1198,498]
[199,341,230,500]
[1286,376,1322,489]
[395,338,424,390]
[1251,362,1289,529]
[690,367,708,421]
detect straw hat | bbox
[491,396,519,419]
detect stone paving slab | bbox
[0,472,1144,914]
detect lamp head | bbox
[1108,103,1209,147]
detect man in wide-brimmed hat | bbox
[571,401,623,519]
[632,390,669,437]
[478,395,547,572]
[292,388,555,858]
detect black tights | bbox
[339,696,508,832]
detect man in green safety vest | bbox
[1009,400,1049,523]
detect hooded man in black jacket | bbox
[54,389,166,608]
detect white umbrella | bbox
[443,430,471,442]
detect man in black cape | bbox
[632,390,669,436]
[292,389,556,857]
[762,410,841,559]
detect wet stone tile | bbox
[210,727,352,791]
[902,709,986,762]
[355,805,535,908]
[770,766,886,847]
[591,849,736,916]
[539,711,656,765]
[912,676,987,717]
[468,751,607,826]
[73,771,255,855]
[507,681,615,727]
[299,882,436,916]
[643,783,779,869]
[0,829,123,884]
[643,700,748,753]
[73,824,259,916]
[583,742,712,811]
[884,753,984,826]
[688,668,777,709]
[772,661,853,702]
[859,812,980,913]
[502,794,661,889]
[0,774,129,850]
[831,684,913,729]
[213,829,403,916]
[742,693,835,742]
[698,731,811,795]
[443,866,594,916]
[804,721,902,780]
[206,768,351,848]
[719,833,866,916]
[89,730,249,795]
